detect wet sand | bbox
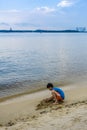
[0,83,87,130]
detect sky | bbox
[0,0,87,30]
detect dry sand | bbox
[0,82,87,130]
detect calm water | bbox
[0,33,87,97]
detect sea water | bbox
[0,33,87,98]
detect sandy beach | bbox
[0,82,87,130]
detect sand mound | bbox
[36,99,87,111]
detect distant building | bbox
[76,27,86,32]
[10,27,12,31]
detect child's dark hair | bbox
[47,83,53,88]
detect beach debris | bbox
[0,124,3,127]
[31,115,36,119]
[7,121,15,126]
[40,111,47,114]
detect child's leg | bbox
[51,90,63,102]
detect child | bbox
[45,83,65,104]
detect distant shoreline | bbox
[0,29,87,33]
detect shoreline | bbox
[0,83,87,129]
[0,81,71,102]
[0,87,46,103]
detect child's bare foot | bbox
[53,102,58,105]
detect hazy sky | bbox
[0,0,87,30]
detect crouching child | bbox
[45,83,65,104]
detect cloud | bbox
[0,8,49,29]
[0,9,26,23]
[57,0,74,7]
[0,22,9,26]
[0,9,20,13]
[35,6,55,14]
